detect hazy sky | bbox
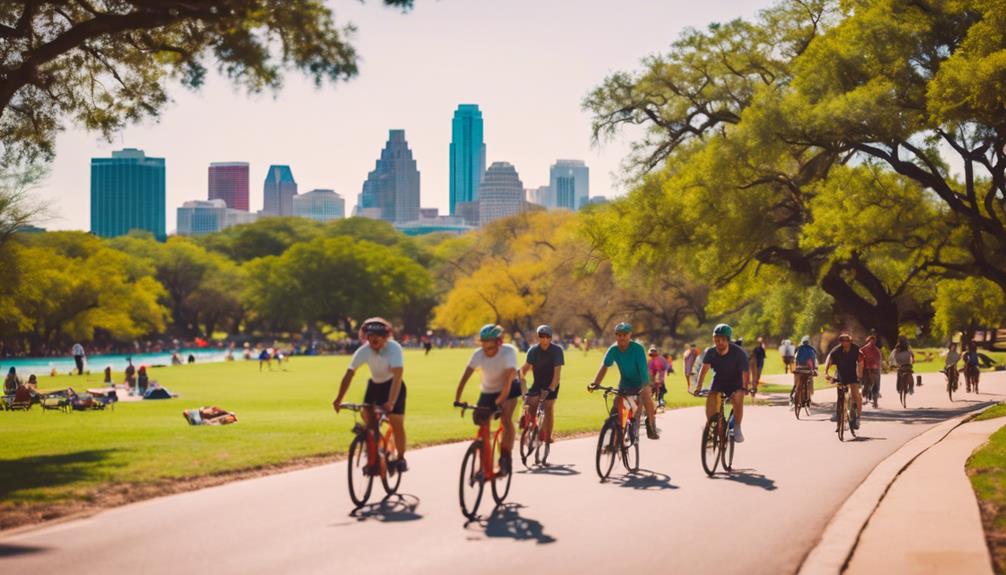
[36,0,770,232]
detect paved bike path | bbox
[2,373,1002,575]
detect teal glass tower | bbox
[449,104,486,215]
[90,148,166,240]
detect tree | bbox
[0,0,413,166]
[932,278,1006,342]
[199,216,325,262]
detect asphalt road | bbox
[2,371,1002,575]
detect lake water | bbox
[1,349,231,376]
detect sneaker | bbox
[396,458,409,473]
[734,426,745,443]
[498,454,512,476]
[644,418,659,440]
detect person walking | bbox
[750,337,766,395]
[861,335,882,407]
[71,342,86,375]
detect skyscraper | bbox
[449,104,486,216]
[90,148,165,240]
[549,159,589,210]
[293,189,345,222]
[176,199,257,236]
[208,162,249,211]
[479,162,525,225]
[262,165,297,216]
[527,185,555,209]
[359,130,420,224]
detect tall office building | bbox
[359,130,420,223]
[449,104,486,216]
[293,189,345,222]
[90,148,166,240]
[208,162,249,211]
[479,162,525,225]
[549,159,589,210]
[262,165,297,216]
[526,185,555,209]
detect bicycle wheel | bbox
[836,392,846,442]
[380,426,402,495]
[490,430,512,504]
[947,376,953,402]
[519,425,536,468]
[722,413,736,471]
[701,416,722,476]
[347,435,374,507]
[459,441,484,519]
[622,417,640,473]
[848,400,858,439]
[794,379,803,420]
[595,418,618,480]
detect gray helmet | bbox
[536,324,553,337]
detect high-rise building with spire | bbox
[262,165,297,216]
[449,104,486,216]
[478,162,525,225]
[358,130,420,223]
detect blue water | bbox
[1,349,230,376]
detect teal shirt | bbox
[603,341,650,389]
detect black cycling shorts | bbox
[528,381,560,400]
[711,379,744,397]
[363,379,406,415]
[477,382,522,409]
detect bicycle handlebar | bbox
[453,401,502,417]
[587,383,641,396]
[340,403,388,415]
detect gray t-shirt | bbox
[468,344,519,393]
[349,340,404,382]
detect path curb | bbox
[797,400,998,575]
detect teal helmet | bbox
[478,323,504,341]
[713,323,733,339]
[614,322,632,334]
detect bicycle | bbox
[700,389,738,476]
[826,376,858,442]
[791,367,814,420]
[965,364,980,394]
[519,393,549,467]
[895,365,913,408]
[454,401,511,519]
[341,403,402,507]
[588,383,642,481]
[944,365,959,401]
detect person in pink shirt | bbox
[648,347,668,410]
[860,334,882,408]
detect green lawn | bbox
[0,348,705,516]
[967,407,1006,574]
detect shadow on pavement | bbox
[859,402,995,425]
[0,449,122,500]
[714,469,777,491]
[349,493,423,522]
[0,544,47,558]
[516,463,580,476]
[608,469,678,490]
[469,503,556,544]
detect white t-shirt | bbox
[349,340,404,382]
[467,344,518,393]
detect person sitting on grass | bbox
[4,367,21,395]
[103,366,113,384]
[124,358,137,394]
[258,348,272,371]
[138,366,150,395]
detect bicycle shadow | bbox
[607,468,678,490]
[348,493,423,522]
[516,462,580,476]
[712,469,777,491]
[468,502,557,544]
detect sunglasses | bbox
[537,333,551,338]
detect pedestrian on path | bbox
[71,342,86,375]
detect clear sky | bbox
[35,0,770,232]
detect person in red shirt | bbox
[860,335,882,408]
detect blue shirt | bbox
[795,344,818,367]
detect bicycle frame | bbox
[344,404,395,476]
[456,403,504,481]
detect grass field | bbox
[967,405,1006,574]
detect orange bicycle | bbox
[341,403,402,507]
[454,401,511,519]
[588,383,642,481]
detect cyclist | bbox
[791,335,819,404]
[963,341,981,392]
[694,324,751,442]
[888,336,915,395]
[944,341,961,390]
[455,324,521,475]
[824,333,864,430]
[861,335,882,408]
[648,346,668,410]
[591,322,660,440]
[519,324,564,446]
[332,317,408,472]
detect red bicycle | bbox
[454,401,512,519]
[341,403,401,507]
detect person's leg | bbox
[501,398,518,453]
[388,414,406,457]
[852,384,862,418]
[705,393,717,421]
[543,400,555,442]
[524,394,540,429]
[731,390,744,426]
[641,386,657,422]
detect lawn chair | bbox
[5,386,34,411]
[88,388,118,411]
[40,389,71,414]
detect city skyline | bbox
[31,0,769,232]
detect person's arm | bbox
[497,368,516,407]
[695,364,711,393]
[549,366,562,393]
[823,353,834,379]
[385,366,404,412]
[455,367,475,403]
[591,364,608,388]
[518,362,531,393]
[332,369,355,412]
[857,353,864,381]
